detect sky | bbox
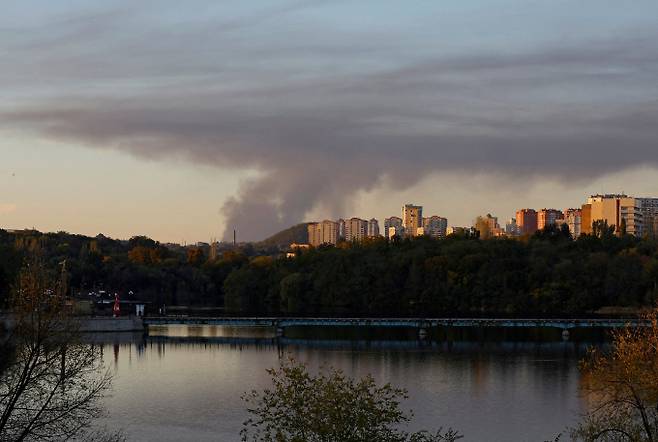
[1,0,658,243]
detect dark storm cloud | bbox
[2,4,658,240]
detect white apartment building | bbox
[307,220,339,246]
[384,216,403,239]
[345,217,368,242]
[423,216,448,239]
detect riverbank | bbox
[0,315,144,333]
[76,317,144,332]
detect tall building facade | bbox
[307,220,339,247]
[537,209,564,230]
[581,204,592,235]
[422,216,448,239]
[345,217,368,242]
[485,213,505,237]
[564,208,582,238]
[505,218,520,236]
[367,218,380,237]
[485,214,501,234]
[402,204,423,237]
[516,209,538,236]
[588,194,642,236]
[337,218,346,241]
[384,216,403,239]
[638,198,658,239]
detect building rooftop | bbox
[590,194,629,199]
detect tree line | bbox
[1,226,658,316]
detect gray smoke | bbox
[2,4,658,240]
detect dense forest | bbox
[1,225,658,317]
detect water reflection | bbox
[93,326,604,442]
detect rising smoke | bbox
[2,4,658,240]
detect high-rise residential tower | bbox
[422,216,448,239]
[402,204,423,237]
[638,198,658,239]
[564,208,582,238]
[384,216,403,239]
[344,217,368,242]
[587,194,642,236]
[505,218,520,236]
[337,218,346,241]
[538,209,564,230]
[367,218,380,237]
[307,220,339,246]
[581,204,592,234]
[516,209,538,236]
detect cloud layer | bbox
[2,2,658,240]
[0,204,17,215]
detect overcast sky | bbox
[2,0,658,242]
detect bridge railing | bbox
[143,317,647,330]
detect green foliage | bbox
[279,273,308,314]
[241,359,461,442]
[2,229,658,316]
[570,309,658,441]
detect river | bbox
[97,325,604,442]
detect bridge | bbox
[143,317,645,337]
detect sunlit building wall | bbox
[581,204,592,234]
[384,216,403,239]
[402,204,423,237]
[505,218,520,236]
[307,220,339,246]
[516,209,538,236]
[564,208,582,238]
[345,217,368,242]
[587,194,643,236]
[423,216,448,239]
[537,209,564,230]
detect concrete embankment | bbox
[75,317,145,332]
[1,315,144,333]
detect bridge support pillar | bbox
[561,329,570,341]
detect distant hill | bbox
[259,223,309,248]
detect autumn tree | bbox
[0,255,121,441]
[241,358,461,442]
[572,308,658,441]
[186,247,205,266]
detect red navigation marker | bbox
[113,293,120,318]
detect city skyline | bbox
[3,3,658,442]
[2,1,658,243]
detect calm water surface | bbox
[98,325,601,442]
